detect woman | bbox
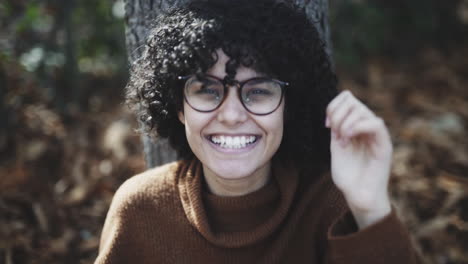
[95,0,421,263]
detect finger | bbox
[327,91,356,134]
[328,91,374,140]
[330,97,365,138]
[347,117,390,150]
[338,119,380,157]
[340,106,370,138]
[329,100,353,136]
[326,90,352,127]
[348,117,382,136]
[335,96,376,133]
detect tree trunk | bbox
[123,0,332,168]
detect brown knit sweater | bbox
[95,158,420,264]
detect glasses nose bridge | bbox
[215,80,248,124]
[222,80,243,103]
[223,78,241,90]
[215,81,246,115]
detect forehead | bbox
[206,49,264,82]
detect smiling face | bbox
[178,50,284,183]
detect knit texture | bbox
[95,158,421,264]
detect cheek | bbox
[182,105,210,139]
[264,107,285,142]
[276,115,285,142]
[275,104,285,131]
[275,107,286,146]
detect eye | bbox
[244,88,274,104]
[248,88,272,95]
[196,85,219,95]
[195,84,219,96]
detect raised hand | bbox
[325,90,393,229]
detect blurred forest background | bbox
[1,0,467,263]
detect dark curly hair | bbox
[126,0,338,173]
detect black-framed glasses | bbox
[178,74,288,115]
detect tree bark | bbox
[123,0,332,168]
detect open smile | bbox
[207,134,260,149]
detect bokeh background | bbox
[1,0,467,263]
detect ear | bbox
[178,111,185,125]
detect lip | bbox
[204,134,261,153]
[207,133,260,137]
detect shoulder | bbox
[110,160,184,211]
[97,161,187,254]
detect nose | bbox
[216,86,248,125]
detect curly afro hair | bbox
[126,0,338,173]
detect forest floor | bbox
[1,46,468,264]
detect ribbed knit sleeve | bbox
[324,207,422,264]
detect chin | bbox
[216,157,272,180]
[209,164,256,180]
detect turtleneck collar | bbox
[177,158,299,248]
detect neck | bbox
[202,163,271,197]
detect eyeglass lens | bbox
[184,75,283,114]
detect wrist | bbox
[346,195,392,230]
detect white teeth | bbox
[210,135,257,149]
[233,137,240,147]
[240,137,246,146]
